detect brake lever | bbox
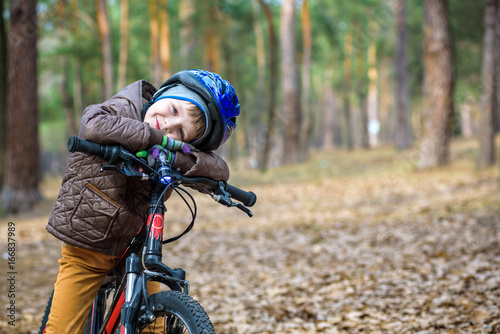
[212,183,253,217]
[101,164,149,180]
[100,148,158,180]
[234,203,253,217]
[117,149,157,176]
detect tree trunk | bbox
[253,0,265,122]
[418,0,455,169]
[73,60,83,131]
[204,4,220,73]
[343,32,354,150]
[280,0,301,164]
[478,0,497,169]
[0,0,7,190]
[150,0,161,86]
[333,86,342,147]
[159,0,171,80]
[57,0,77,136]
[218,28,236,161]
[252,0,265,164]
[355,36,369,149]
[179,0,195,69]
[300,0,312,161]
[61,58,76,135]
[496,0,500,181]
[322,84,338,150]
[117,0,129,89]
[96,0,114,98]
[70,0,82,129]
[395,0,412,149]
[494,0,500,133]
[367,42,379,147]
[259,0,278,171]
[1,0,42,213]
[379,58,394,142]
[461,98,474,138]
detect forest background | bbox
[1,0,499,212]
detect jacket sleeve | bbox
[78,98,163,152]
[173,151,230,182]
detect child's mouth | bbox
[156,117,160,130]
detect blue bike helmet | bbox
[144,69,240,151]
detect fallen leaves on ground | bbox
[1,139,499,333]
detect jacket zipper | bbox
[86,182,122,208]
[111,180,137,254]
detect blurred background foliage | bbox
[6,0,485,164]
[0,0,496,213]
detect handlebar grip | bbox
[226,184,257,207]
[68,136,101,155]
[67,136,120,163]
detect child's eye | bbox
[173,106,178,115]
[179,128,185,141]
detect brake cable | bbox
[162,184,197,244]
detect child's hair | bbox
[185,102,206,142]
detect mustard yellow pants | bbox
[45,243,162,334]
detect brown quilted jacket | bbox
[46,80,229,256]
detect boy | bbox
[44,69,240,333]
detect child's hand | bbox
[136,137,192,171]
[136,146,175,172]
[160,135,192,155]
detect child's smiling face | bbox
[144,98,197,142]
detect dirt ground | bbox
[1,139,499,333]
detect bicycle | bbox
[39,136,256,334]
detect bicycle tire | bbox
[38,290,54,334]
[38,288,215,334]
[137,290,215,334]
[37,289,95,334]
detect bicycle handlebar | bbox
[226,183,257,207]
[68,136,121,164]
[67,136,257,207]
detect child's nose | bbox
[166,117,181,128]
[165,119,179,134]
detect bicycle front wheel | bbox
[138,290,215,334]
